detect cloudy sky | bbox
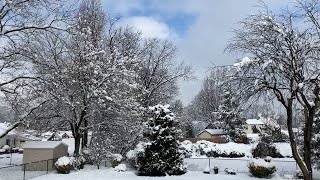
[101,0,294,105]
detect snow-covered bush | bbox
[114,164,127,172]
[248,158,277,178]
[225,168,236,175]
[180,140,247,158]
[72,155,85,169]
[179,140,194,158]
[2,145,10,150]
[55,156,72,174]
[132,105,187,176]
[111,154,123,168]
[253,141,283,158]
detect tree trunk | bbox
[304,111,314,174]
[286,99,312,180]
[74,134,81,156]
[82,119,88,148]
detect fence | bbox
[0,156,58,180]
[184,157,299,176]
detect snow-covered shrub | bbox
[114,164,127,172]
[253,141,283,158]
[133,105,187,176]
[111,154,123,168]
[126,142,146,168]
[55,156,72,174]
[179,140,194,158]
[2,145,10,150]
[225,168,236,175]
[248,159,277,178]
[72,155,85,169]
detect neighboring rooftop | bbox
[246,119,264,125]
[23,141,68,149]
[203,129,227,135]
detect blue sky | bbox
[101,0,295,106]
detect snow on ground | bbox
[274,143,292,157]
[62,138,76,156]
[0,153,22,168]
[30,166,285,180]
[184,157,297,176]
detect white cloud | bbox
[121,16,177,39]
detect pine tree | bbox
[216,89,246,142]
[136,104,186,176]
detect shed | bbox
[22,141,68,171]
[197,129,227,143]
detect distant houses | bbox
[0,122,40,149]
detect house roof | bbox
[200,129,227,135]
[23,141,68,149]
[246,119,264,125]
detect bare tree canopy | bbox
[227,1,320,179]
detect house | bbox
[42,130,74,141]
[196,125,227,143]
[0,122,35,149]
[245,119,265,134]
[22,141,68,171]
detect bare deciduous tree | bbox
[227,4,320,179]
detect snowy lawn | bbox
[0,153,22,168]
[30,166,285,180]
[184,157,298,176]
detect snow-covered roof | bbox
[203,129,227,135]
[23,141,68,149]
[246,119,264,125]
[41,131,53,136]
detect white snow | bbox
[29,166,286,180]
[113,154,123,161]
[62,138,75,155]
[0,122,15,135]
[181,140,292,158]
[233,57,254,67]
[298,83,304,89]
[274,143,292,157]
[246,119,264,125]
[55,156,71,166]
[114,164,127,172]
[23,141,68,149]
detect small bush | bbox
[111,154,122,168]
[55,156,72,174]
[248,159,277,178]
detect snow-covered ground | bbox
[185,157,297,176]
[30,166,285,180]
[0,153,22,168]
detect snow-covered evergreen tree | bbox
[215,89,246,142]
[136,104,186,176]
